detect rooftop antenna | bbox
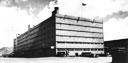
[28,24,31,30]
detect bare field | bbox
[0,57,112,63]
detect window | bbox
[75,49,82,51]
[83,49,90,51]
[91,49,94,51]
[68,48,74,51]
[98,49,104,51]
[58,48,65,51]
[57,42,65,44]
[94,49,97,51]
[75,42,82,44]
[66,42,74,44]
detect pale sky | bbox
[0,0,128,48]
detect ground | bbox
[0,57,112,63]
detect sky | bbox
[0,0,128,48]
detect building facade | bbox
[13,7,104,57]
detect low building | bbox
[105,38,128,63]
[13,7,104,57]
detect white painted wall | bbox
[56,30,103,38]
[56,24,103,33]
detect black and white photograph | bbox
[0,0,128,63]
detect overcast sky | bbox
[0,0,128,48]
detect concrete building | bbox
[13,7,104,57]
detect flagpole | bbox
[81,5,83,18]
[81,3,87,18]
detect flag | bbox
[82,3,87,6]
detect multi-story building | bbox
[13,7,104,57]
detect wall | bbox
[55,14,104,55]
[105,39,127,63]
[14,15,56,57]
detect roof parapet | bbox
[56,14,103,23]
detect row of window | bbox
[56,18,103,28]
[57,16,103,24]
[17,27,55,45]
[56,30,103,38]
[57,48,104,51]
[57,42,103,45]
[56,22,103,29]
[16,35,55,48]
[16,20,55,44]
[56,23,103,33]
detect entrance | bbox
[57,52,65,57]
[75,53,78,56]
